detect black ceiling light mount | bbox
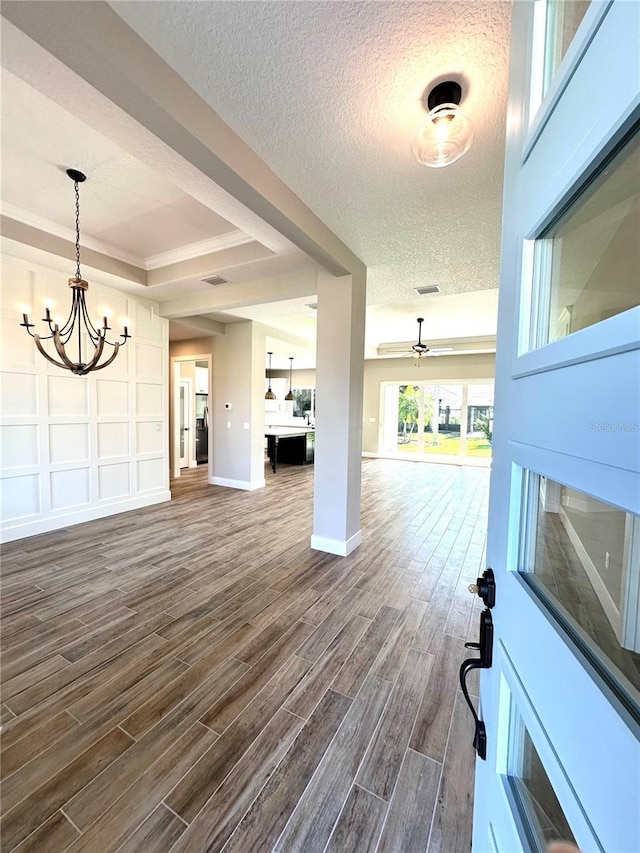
[412,317,429,358]
[20,168,130,375]
[427,80,462,111]
[265,351,276,400]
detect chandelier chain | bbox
[74,180,81,280]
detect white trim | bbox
[523,1,614,161]
[310,530,362,557]
[145,230,254,270]
[558,505,621,636]
[209,476,265,491]
[0,490,171,543]
[1,202,145,268]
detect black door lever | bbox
[459,608,493,760]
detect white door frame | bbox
[170,353,212,479]
[178,378,193,469]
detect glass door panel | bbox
[467,384,495,458]
[507,706,577,852]
[542,0,591,96]
[529,131,640,350]
[397,384,421,454]
[520,471,640,714]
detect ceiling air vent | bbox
[414,285,441,295]
[202,275,229,286]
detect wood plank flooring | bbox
[1,459,488,852]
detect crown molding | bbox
[0,202,146,268]
[144,230,255,270]
[1,203,256,273]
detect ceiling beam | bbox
[159,268,318,320]
[172,315,225,336]
[2,1,366,281]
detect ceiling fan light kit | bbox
[412,317,429,357]
[19,169,130,376]
[412,80,474,168]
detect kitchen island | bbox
[265,426,315,473]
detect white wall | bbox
[0,255,169,542]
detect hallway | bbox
[1,460,488,852]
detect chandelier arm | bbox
[52,329,81,371]
[58,289,79,338]
[33,335,70,371]
[88,342,121,372]
[78,292,102,343]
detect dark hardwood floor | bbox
[0,459,488,852]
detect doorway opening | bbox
[170,353,212,481]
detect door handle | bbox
[468,567,495,609]
[459,608,493,760]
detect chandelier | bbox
[20,169,130,376]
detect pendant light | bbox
[285,356,295,401]
[20,169,130,375]
[265,351,276,400]
[412,317,429,358]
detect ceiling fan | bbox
[378,317,454,359]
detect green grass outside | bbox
[397,434,492,458]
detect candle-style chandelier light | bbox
[20,169,130,376]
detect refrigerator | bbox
[195,393,208,464]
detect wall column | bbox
[312,270,366,556]
[211,321,265,490]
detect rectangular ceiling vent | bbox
[202,275,229,286]
[414,285,441,295]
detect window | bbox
[383,381,494,461]
[519,471,640,716]
[526,130,640,350]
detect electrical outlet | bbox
[605,551,610,570]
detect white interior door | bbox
[472,2,640,852]
[179,379,192,469]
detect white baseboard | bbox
[311,529,362,557]
[209,476,265,491]
[1,490,172,544]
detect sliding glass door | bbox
[383,380,494,462]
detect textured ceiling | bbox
[113,0,512,308]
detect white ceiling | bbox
[2,2,512,360]
[1,71,239,266]
[113,1,512,308]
